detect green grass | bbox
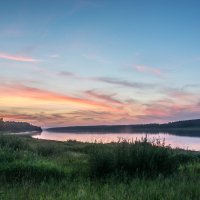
[88,138,198,178]
[1,173,200,200]
[0,134,200,199]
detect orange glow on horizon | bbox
[0,84,117,110]
[1,83,200,127]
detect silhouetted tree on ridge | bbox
[0,118,42,133]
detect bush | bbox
[88,138,198,178]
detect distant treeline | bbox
[0,118,42,133]
[47,119,200,134]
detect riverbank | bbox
[0,134,200,199]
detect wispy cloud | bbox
[0,109,80,127]
[2,81,200,126]
[95,77,154,89]
[59,71,78,78]
[84,90,123,104]
[164,87,199,103]
[135,96,200,124]
[0,52,38,62]
[58,71,156,89]
[67,110,111,119]
[133,65,163,77]
[0,83,115,110]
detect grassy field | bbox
[0,134,200,200]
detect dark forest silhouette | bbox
[47,119,200,136]
[0,118,42,133]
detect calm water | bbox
[32,130,200,151]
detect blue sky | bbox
[0,0,200,127]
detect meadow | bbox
[0,134,200,200]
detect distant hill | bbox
[46,119,200,133]
[0,118,42,133]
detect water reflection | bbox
[32,130,200,151]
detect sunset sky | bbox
[1,0,200,127]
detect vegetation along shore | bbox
[0,132,200,199]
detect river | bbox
[32,130,200,151]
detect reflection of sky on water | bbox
[32,131,200,151]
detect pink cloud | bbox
[164,88,199,103]
[0,52,38,62]
[140,97,200,123]
[134,65,163,77]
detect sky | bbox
[1,0,200,128]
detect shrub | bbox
[88,138,198,178]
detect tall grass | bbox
[88,137,197,178]
[0,135,200,199]
[0,135,69,182]
[0,135,30,151]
